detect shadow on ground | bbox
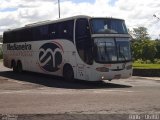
[0,71,132,89]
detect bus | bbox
[3,15,132,81]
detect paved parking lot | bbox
[0,62,160,120]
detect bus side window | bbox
[5,32,12,43]
[49,20,74,42]
[49,23,58,40]
[3,33,6,43]
[75,18,93,65]
[12,31,16,43]
[39,25,49,40]
[32,27,41,41]
[26,29,33,42]
[63,20,74,42]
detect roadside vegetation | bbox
[133,63,160,69]
[133,58,160,69]
[130,27,160,69]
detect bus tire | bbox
[63,65,74,81]
[11,60,17,72]
[17,61,23,73]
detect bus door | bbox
[76,63,85,80]
[76,49,93,80]
[75,18,93,80]
[70,50,77,78]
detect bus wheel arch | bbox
[17,60,23,73]
[63,64,74,81]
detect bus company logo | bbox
[38,41,64,72]
[7,43,32,50]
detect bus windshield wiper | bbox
[119,51,126,61]
[118,45,126,62]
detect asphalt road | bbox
[0,62,160,120]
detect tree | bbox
[141,40,157,61]
[133,27,150,40]
[155,40,160,59]
[131,40,143,60]
[132,39,157,61]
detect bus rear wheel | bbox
[63,65,74,81]
[12,60,17,72]
[17,61,23,73]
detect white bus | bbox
[3,15,132,81]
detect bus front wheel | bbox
[63,65,74,81]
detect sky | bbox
[0,0,160,39]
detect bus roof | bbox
[4,15,90,32]
[25,15,91,27]
[4,15,124,33]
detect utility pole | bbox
[153,14,160,40]
[58,0,60,18]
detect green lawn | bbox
[133,63,160,69]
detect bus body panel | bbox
[3,40,132,81]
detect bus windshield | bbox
[94,38,131,63]
[90,18,128,34]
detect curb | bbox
[132,76,160,81]
[133,69,160,77]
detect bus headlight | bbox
[126,65,132,70]
[96,67,109,72]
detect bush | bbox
[134,59,153,64]
[145,60,152,64]
[154,59,160,64]
[134,59,144,64]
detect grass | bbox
[133,63,160,69]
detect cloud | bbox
[0,0,160,39]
